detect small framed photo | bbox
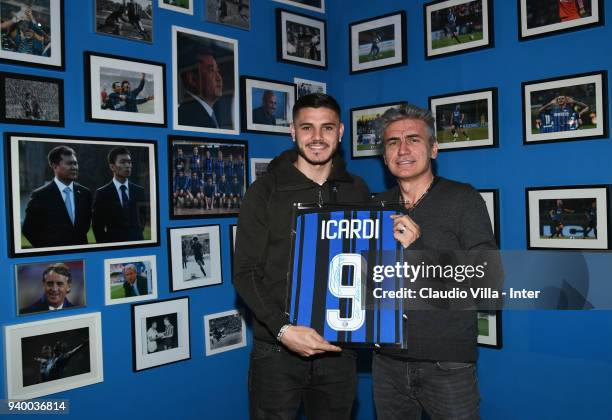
[169,135,247,219]
[349,11,407,74]
[477,310,502,348]
[172,25,239,134]
[131,297,191,372]
[206,0,250,30]
[272,0,324,13]
[158,0,193,15]
[526,185,609,250]
[294,77,326,99]
[0,71,63,127]
[204,309,247,356]
[351,101,407,159]
[429,87,498,151]
[4,312,103,399]
[168,225,222,291]
[6,133,159,257]
[276,8,327,69]
[84,52,166,127]
[15,260,86,316]
[424,0,493,59]
[518,0,603,41]
[479,188,500,246]
[104,255,157,305]
[0,0,64,70]
[241,76,296,135]
[522,70,607,144]
[250,157,272,183]
[95,0,152,42]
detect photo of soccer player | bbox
[0,0,63,69]
[95,0,152,42]
[350,12,406,73]
[242,76,295,135]
[519,0,602,40]
[523,71,607,144]
[429,87,497,151]
[206,0,250,30]
[204,310,247,356]
[158,0,193,15]
[276,9,326,68]
[249,158,272,184]
[104,255,157,305]
[143,313,178,354]
[424,0,492,59]
[350,101,407,158]
[294,77,326,99]
[272,0,324,13]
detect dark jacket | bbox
[233,150,370,343]
[123,275,149,297]
[21,296,74,314]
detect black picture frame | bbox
[272,0,325,13]
[276,8,327,69]
[350,101,407,159]
[205,0,250,30]
[478,188,500,247]
[477,310,502,349]
[241,75,296,135]
[94,0,153,43]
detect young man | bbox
[233,93,370,419]
[372,104,500,420]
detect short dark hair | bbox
[121,80,130,86]
[108,147,131,165]
[47,146,76,166]
[292,93,341,121]
[112,82,121,89]
[42,263,72,283]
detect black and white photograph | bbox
[158,0,192,15]
[84,52,166,127]
[429,87,498,151]
[206,0,250,30]
[0,0,64,69]
[276,8,326,69]
[526,185,609,250]
[172,25,239,134]
[169,136,247,219]
[478,310,502,348]
[294,77,326,99]
[350,11,407,74]
[16,260,86,316]
[424,0,493,59]
[249,157,271,183]
[351,101,407,159]
[168,225,222,291]
[479,188,500,246]
[204,309,247,356]
[241,76,296,135]
[104,255,157,305]
[519,0,603,40]
[95,0,152,42]
[0,71,63,126]
[272,0,324,13]
[131,297,190,371]
[523,71,607,144]
[6,133,159,257]
[4,312,103,399]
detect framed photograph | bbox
[169,135,247,219]
[424,0,493,59]
[0,0,64,70]
[230,224,237,254]
[351,101,407,159]
[4,312,103,399]
[172,25,239,135]
[104,255,157,305]
[168,225,222,291]
[526,185,609,250]
[276,8,327,69]
[477,310,502,348]
[15,260,85,316]
[158,0,193,15]
[84,52,166,127]
[349,11,407,74]
[272,0,324,13]
[204,309,247,356]
[131,297,190,371]
[522,70,607,144]
[294,77,326,99]
[6,133,159,257]
[241,76,296,135]
[429,87,497,151]
[95,0,152,42]
[250,157,272,183]
[206,0,250,30]
[479,188,500,246]
[0,71,63,127]
[518,0,603,41]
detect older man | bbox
[22,263,75,314]
[178,54,224,128]
[122,264,148,297]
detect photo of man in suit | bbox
[92,147,147,243]
[252,90,277,125]
[178,54,223,128]
[22,146,93,248]
[21,263,75,314]
[122,263,148,297]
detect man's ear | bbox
[430,140,439,160]
[290,123,296,142]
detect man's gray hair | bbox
[377,103,437,146]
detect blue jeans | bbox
[372,353,480,420]
[248,340,357,420]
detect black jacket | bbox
[233,150,370,343]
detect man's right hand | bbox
[280,325,341,357]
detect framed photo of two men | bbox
[5,133,159,257]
